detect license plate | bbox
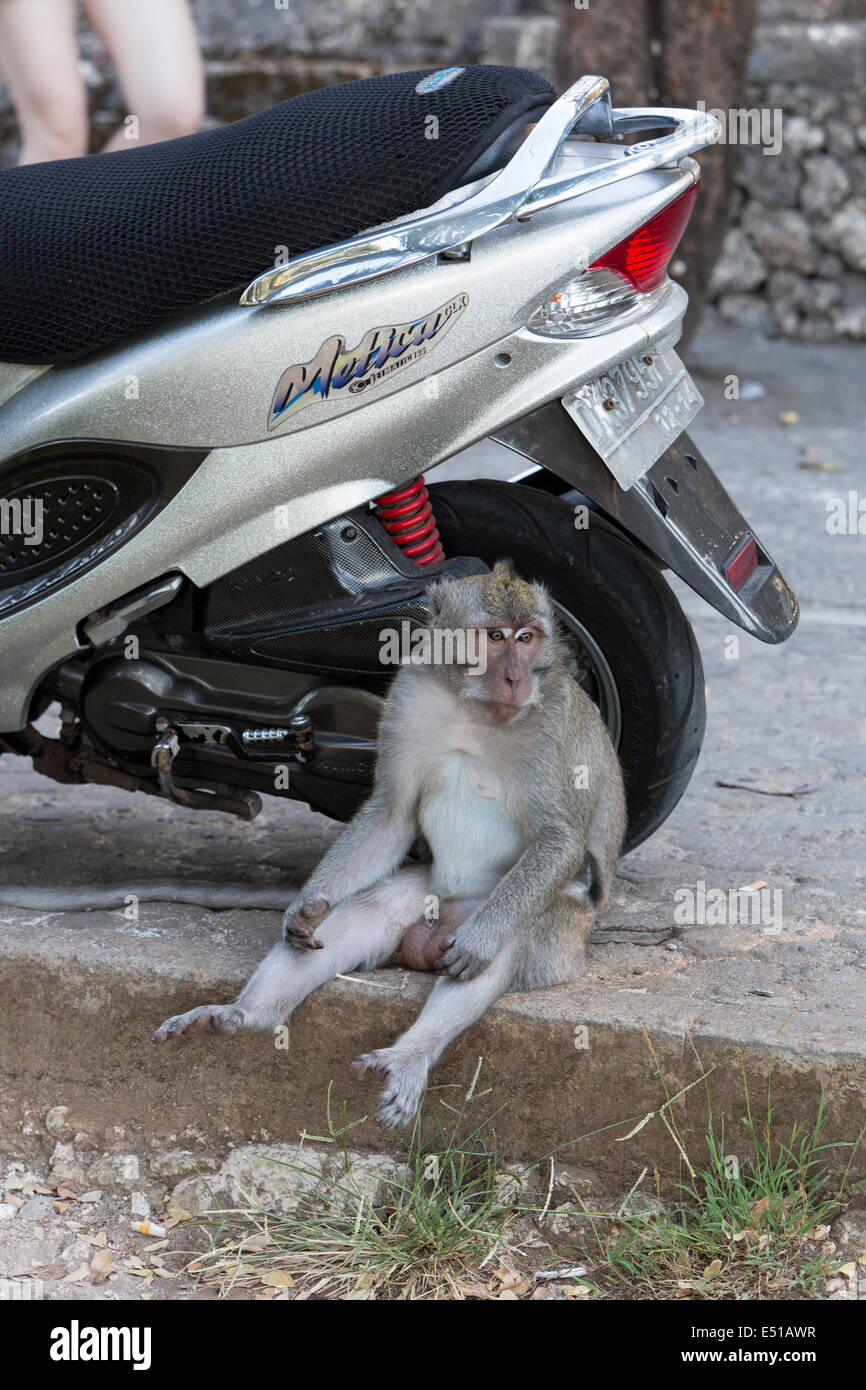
[561,349,703,491]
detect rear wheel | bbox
[428,479,705,851]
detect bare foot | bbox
[353,1047,429,1129]
[152,1003,244,1043]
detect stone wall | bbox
[0,0,863,341]
[708,0,866,341]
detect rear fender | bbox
[493,401,799,644]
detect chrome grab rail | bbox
[240,76,720,308]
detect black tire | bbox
[428,479,706,851]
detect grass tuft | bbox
[179,1048,865,1301]
[185,1073,530,1300]
[579,1047,865,1300]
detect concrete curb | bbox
[1,907,863,1197]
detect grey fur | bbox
[154,568,627,1127]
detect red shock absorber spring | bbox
[372,475,445,566]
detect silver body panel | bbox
[0,362,48,410]
[0,147,696,732]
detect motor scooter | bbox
[0,65,797,851]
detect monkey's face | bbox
[426,563,555,724]
[469,622,549,723]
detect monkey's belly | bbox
[419,755,525,899]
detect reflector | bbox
[725,535,759,591]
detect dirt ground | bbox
[2,1140,866,1301]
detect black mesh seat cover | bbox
[0,66,553,364]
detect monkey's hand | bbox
[282,896,329,949]
[436,914,501,981]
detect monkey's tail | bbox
[0,882,295,912]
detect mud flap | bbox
[493,401,798,644]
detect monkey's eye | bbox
[488,630,505,641]
[517,631,534,643]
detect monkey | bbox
[152,562,627,1129]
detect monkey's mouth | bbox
[479,698,530,723]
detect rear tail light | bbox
[592,182,699,292]
[527,181,699,338]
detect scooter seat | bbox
[0,65,552,366]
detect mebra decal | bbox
[267,293,469,430]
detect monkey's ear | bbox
[533,584,556,636]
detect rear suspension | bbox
[372,475,445,566]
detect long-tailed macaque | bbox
[153,562,627,1128]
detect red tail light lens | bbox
[591,182,699,293]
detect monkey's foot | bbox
[353,1048,429,1129]
[152,1004,244,1043]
